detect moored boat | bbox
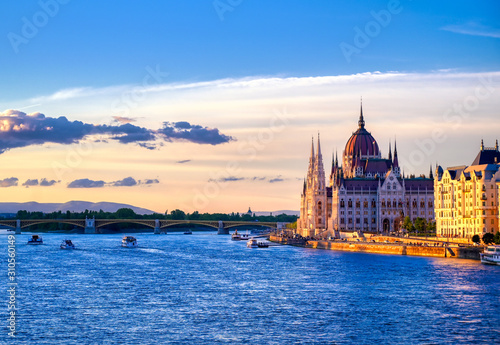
[480,245,500,265]
[60,239,75,250]
[122,236,138,248]
[27,235,43,245]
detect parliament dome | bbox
[344,105,380,158]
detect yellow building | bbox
[435,140,500,239]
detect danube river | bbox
[2,232,499,344]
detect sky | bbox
[0,0,499,214]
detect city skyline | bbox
[0,1,499,213]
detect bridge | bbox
[0,218,287,235]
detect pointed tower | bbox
[359,99,365,129]
[315,133,326,190]
[388,141,392,162]
[496,140,499,151]
[393,140,400,175]
[429,164,434,179]
[307,137,315,188]
[481,139,484,151]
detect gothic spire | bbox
[358,98,365,129]
[388,141,392,162]
[393,139,399,169]
[429,164,434,179]
[481,139,484,151]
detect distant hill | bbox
[253,210,299,217]
[0,201,156,215]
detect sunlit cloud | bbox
[0,177,19,188]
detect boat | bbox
[121,236,138,248]
[231,229,250,241]
[60,239,75,250]
[184,230,193,235]
[27,235,43,245]
[257,242,269,248]
[247,237,258,248]
[480,245,500,265]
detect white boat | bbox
[27,235,43,245]
[247,237,258,248]
[60,239,75,250]
[122,236,138,248]
[480,245,500,265]
[232,230,250,241]
[184,230,192,235]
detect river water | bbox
[1,232,499,344]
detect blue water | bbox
[1,232,499,344]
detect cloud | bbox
[40,178,58,186]
[209,176,287,183]
[159,121,234,145]
[67,178,105,188]
[0,177,19,187]
[0,110,233,154]
[67,177,160,188]
[112,116,136,124]
[176,159,191,164]
[22,179,38,187]
[110,177,137,187]
[141,179,159,185]
[441,22,500,39]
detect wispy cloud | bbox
[176,159,191,164]
[441,22,500,39]
[209,175,288,183]
[67,177,160,188]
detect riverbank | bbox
[269,235,482,260]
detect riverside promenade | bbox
[269,234,482,260]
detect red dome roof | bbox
[344,106,380,158]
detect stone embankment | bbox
[269,236,482,260]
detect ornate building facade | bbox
[298,104,435,237]
[435,140,500,239]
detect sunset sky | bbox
[0,1,499,213]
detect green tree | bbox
[482,232,494,244]
[494,231,500,245]
[472,234,480,244]
[414,218,427,234]
[170,209,186,220]
[403,216,414,232]
[115,208,136,219]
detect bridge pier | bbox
[217,220,229,235]
[84,217,96,234]
[15,220,21,234]
[154,219,161,234]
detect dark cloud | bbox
[176,160,191,164]
[67,178,105,188]
[141,179,159,185]
[0,110,233,154]
[110,177,137,187]
[40,178,58,186]
[209,176,245,183]
[22,179,39,187]
[0,177,19,188]
[159,121,233,145]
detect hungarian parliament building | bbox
[297,104,435,237]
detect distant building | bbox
[435,140,500,239]
[298,103,434,237]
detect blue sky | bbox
[0,1,499,213]
[1,0,499,101]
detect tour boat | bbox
[27,235,43,245]
[122,236,138,248]
[480,245,500,265]
[257,242,269,248]
[232,230,250,241]
[60,239,75,250]
[247,237,259,248]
